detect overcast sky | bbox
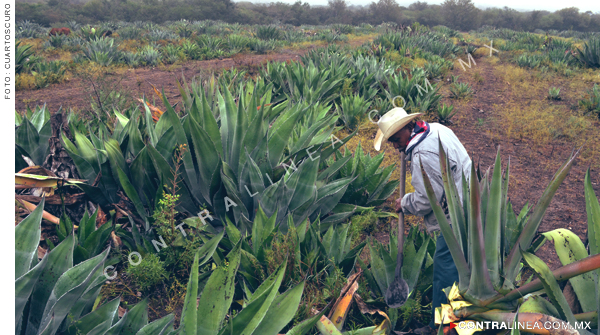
[239,0,600,13]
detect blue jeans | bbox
[429,233,459,328]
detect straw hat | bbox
[373,108,423,151]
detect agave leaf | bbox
[584,169,600,256]
[504,150,578,286]
[39,248,110,334]
[521,251,578,327]
[160,96,198,189]
[542,229,597,312]
[316,315,344,335]
[285,307,327,335]
[197,243,241,335]
[267,105,304,169]
[116,166,148,224]
[180,246,200,335]
[16,117,51,165]
[151,125,175,160]
[465,163,497,302]
[218,262,286,335]
[420,158,470,292]
[402,235,430,292]
[229,88,246,175]
[15,197,44,279]
[519,295,559,318]
[199,90,224,157]
[484,149,503,287]
[15,252,48,327]
[136,314,174,335]
[287,157,320,211]
[87,319,114,335]
[120,298,149,335]
[70,297,120,334]
[369,238,395,295]
[26,234,76,333]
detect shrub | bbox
[126,253,168,291]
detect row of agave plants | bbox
[15,20,372,89]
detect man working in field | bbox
[374,107,472,334]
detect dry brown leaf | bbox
[137,98,164,122]
[328,269,362,319]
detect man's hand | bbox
[395,198,403,213]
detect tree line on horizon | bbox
[16,0,600,33]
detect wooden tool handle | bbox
[396,153,407,278]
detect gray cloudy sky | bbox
[240,0,600,12]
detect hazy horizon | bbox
[236,0,600,13]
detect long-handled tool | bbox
[385,152,409,308]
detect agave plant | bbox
[46,34,67,48]
[548,87,561,100]
[255,25,283,40]
[249,39,277,54]
[449,82,472,99]
[181,40,201,60]
[82,37,120,66]
[54,207,114,265]
[16,199,112,335]
[261,60,344,105]
[331,142,399,209]
[516,54,543,68]
[15,105,51,169]
[579,84,600,117]
[79,26,110,41]
[436,103,456,125]
[337,94,371,130]
[420,142,600,332]
[139,45,162,66]
[575,38,600,69]
[362,225,434,300]
[147,28,176,41]
[16,40,34,74]
[385,71,442,113]
[198,35,224,49]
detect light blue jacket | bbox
[400,123,472,233]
